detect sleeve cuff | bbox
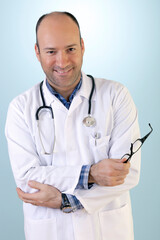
[76,165,93,190]
[66,194,84,211]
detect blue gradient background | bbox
[0,1,159,239]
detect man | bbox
[5,12,141,240]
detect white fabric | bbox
[5,72,141,240]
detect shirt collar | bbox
[42,72,96,106]
[46,75,82,109]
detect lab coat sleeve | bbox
[5,99,82,194]
[73,85,141,214]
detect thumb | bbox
[28,180,43,190]
[120,158,128,163]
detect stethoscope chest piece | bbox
[36,74,96,153]
[83,115,96,127]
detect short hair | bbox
[35,11,82,50]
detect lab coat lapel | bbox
[68,72,95,115]
[41,73,95,115]
[42,79,68,113]
[42,79,56,106]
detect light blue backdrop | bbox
[0,0,159,239]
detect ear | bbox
[81,38,85,55]
[35,43,40,62]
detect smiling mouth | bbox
[54,68,73,75]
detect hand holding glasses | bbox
[121,123,153,163]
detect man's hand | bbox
[16,181,62,208]
[89,158,130,186]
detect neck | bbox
[55,88,75,101]
[47,74,82,101]
[47,80,81,101]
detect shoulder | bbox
[8,82,41,111]
[82,72,132,102]
[94,77,124,91]
[94,77,130,101]
[83,73,135,109]
[10,83,40,105]
[83,73,124,92]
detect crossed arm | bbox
[6,84,139,211]
[17,158,130,208]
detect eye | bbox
[68,48,76,53]
[47,50,56,55]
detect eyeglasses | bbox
[122,123,153,163]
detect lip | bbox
[54,68,73,76]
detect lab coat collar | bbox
[78,72,96,100]
[42,71,96,106]
[43,79,57,106]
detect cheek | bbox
[71,54,83,65]
[42,58,55,69]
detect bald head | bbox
[36,11,81,50]
[34,11,85,100]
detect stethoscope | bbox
[36,75,96,154]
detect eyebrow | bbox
[43,44,78,51]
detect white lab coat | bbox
[5,72,141,240]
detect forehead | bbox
[37,14,80,48]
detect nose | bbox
[56,51,69,68]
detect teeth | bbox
[58,71,66,73]
[56,69,71,74]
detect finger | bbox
[123,161,130,170]
[111,175,127,181]
[16,192,43,206]
[117,167,130,176]
[120,158,131,169]
[25,200,40,205]
[16,188,29,201]
[17,194,43,206]
[21,198,39,205]
[110,174,128,182]
[114,179,125,186]
[104,178,125,187]
[16,188,27,198]
[114,161,130,172]
[112,166,129,176]
[120,158,128,163]
[111,158,129,163]
[16,187,39,201]
[16,188,24,201]
[112,177,126,186]
[28,180,44,190]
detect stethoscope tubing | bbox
[35,75,95,154]
[87,75,95,115]
[36,75,95,120]
[36,81,54,120]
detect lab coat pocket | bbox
[99,204,133,240]
[24,217,57,240]
[89,135,110,162]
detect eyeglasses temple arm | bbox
[140,123,153,144]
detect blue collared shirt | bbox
[46,77,82,109]
[46,77,92,211]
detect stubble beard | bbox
[46,67,82,90]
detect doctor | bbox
[5,11,140,240]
